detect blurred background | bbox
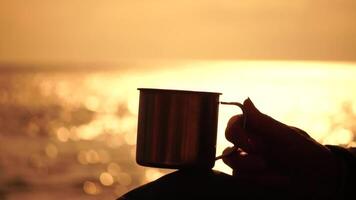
[0,1,356,199]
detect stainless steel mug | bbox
[136,88,223,169]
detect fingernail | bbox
[222,146,234,154]
[244,97,257,112]
[216,147,235,160]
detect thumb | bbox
[243,98,297,146]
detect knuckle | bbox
[225,115,241,142]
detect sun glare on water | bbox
[2,60,356,200]
[39,60,356,175]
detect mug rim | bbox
[138,88,222,95]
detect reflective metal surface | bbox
[136,88,221,169]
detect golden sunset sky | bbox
[1,0,356,64]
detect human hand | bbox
[223,98,343,199]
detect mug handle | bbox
[215,102,246,160]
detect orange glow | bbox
[77,150,88,165]
[1,1,356,199]
[145,169,165,182]
[83,181,101,195]
[23,60,356,174]
[56,127,70,142]
[45,143,58,159]
[107,163,121,176]
[1,60,355,199]
[1,1,356,62]
[86,150,100,164]
[115,185,129,196]
[65,60,356,174]
[100,172,114,186]
[116,172,132,186]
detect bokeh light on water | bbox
[0,61,355,199]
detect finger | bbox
[222,147,266,172]
[289,126,312,138]
[225,115,256,152]
[243,98,300,147]
[243,98,319,168]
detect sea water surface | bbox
[0,60,355,199]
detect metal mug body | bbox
[136,88,221,169]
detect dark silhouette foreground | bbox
[119,98,355,200]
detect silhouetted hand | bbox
[223,98,343,199]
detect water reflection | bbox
[0,61,355,199]
[45,143,58,159]
[99,172,114,186]
[0,68,170,199]
[83,181,101,195]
